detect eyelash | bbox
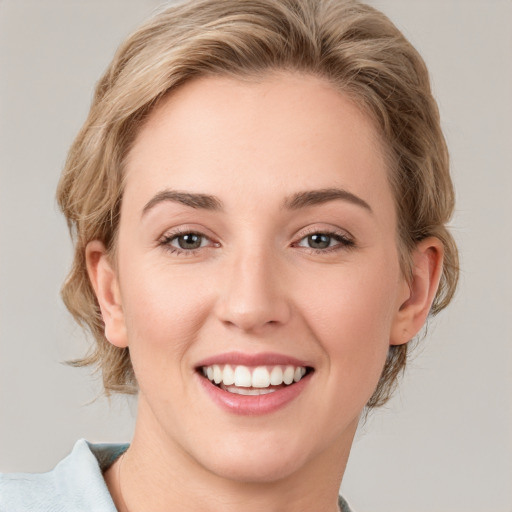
[292,228,355,254]
[158,228,355,256]
[159,229,218,257]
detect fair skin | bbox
[87,72,443,512]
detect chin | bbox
[193,432,316,484]
[206,454,307,484]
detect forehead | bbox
[123,72,393,219]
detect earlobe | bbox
[85,240,128,348]
[390,237,444,346]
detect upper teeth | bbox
[202,364,307,388]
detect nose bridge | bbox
[215,241,291,332]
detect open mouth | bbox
[197,364,314,395]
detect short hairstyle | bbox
[57,0,458,407]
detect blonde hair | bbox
[57,0,458,407]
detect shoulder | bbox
[0,469,56,512]
[0,439,128,512]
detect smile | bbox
[196,355,314,414]
[201,364,309,394]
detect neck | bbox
[106,400,357,512]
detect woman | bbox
[0,0,458,510]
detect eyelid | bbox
[158,225,220,255]
[294,224,354,242]
[159,224,218,242]
[292,224,356,252]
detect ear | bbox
[85,240,128,348]
[390,237,444,346]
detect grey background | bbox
[1,1,511,511]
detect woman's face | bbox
[100,73,412,482]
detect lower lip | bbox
[197,373,312,416]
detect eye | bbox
[301,233,334,250]
[295,231,354,251]
[172,232,206,250]
[159,229,217,255]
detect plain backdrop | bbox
[0,1,511,511]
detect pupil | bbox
[178,234,201,249]
[309,234,330,249]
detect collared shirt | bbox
[0,440,127,511]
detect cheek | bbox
[118,259,213,375]
[298,257,400,384]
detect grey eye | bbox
[296,231,354,251]
[306,233,332,249]
[174,233,204,250]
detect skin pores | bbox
[92,72,420,509]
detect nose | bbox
[214,246,292,334]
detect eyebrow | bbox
[142,190,223,216]
[142,186,372,216]
[284,188,373,213]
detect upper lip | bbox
[195,351,312,368]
